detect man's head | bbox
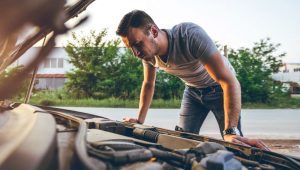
[116,10,160,61]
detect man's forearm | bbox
[137,81,155,123]
[221,79,241,130]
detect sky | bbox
[55,0,300,63]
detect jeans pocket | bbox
[205,91,223,101]
[206,90,223,96]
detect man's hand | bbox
[122,117,142,124]
[224,135,271,151]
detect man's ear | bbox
[150,25,158,38]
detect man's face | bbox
[121,26,159,61]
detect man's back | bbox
[145,22,235,88]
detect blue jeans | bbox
[177,85,243,138]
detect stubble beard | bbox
[143,38,160,61]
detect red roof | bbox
[34,74,66,78]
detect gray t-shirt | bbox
[145,22,235,88]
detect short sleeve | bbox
[187,23,218,60]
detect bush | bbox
[39,99,56,106]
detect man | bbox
[116,10,269,150]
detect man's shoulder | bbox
[170,22,203,37]
[172,22,200,31]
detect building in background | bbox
[272,63,300,94]
[12,47,74,89]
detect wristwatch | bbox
[223,127,241,136]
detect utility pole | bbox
[224,45,228,58]
[24,36,47,103]
[24,67,37,103]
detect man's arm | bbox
[123,62,156,124]
[203,51,270,150]
[137,62,156,123]
[203,51,241,131]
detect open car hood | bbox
[0,0,94,100]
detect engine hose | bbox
[251,147,300,170]
[133,128,159,143]
[90,140,145,151]
[87,144,153,165]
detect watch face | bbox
[223,127,241,136]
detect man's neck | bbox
[157,30,169,56]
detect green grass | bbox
[27,90,181,108]
[26,90,300,108]
[243,97,300,109]
[29,97,181,108]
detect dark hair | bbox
[116,10,156,37]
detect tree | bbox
[228,38,285,103]
[114,48,143,99]
[155,70,184,100]
[64,30,143,99]
[0,65,30,100]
